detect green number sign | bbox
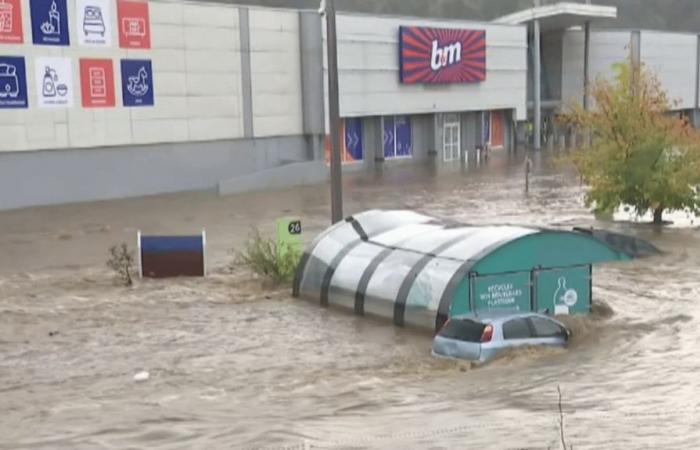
[472,271,531,313]
[276,217,303,256]
[535,265,591,315]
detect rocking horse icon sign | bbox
[120,59,153,106]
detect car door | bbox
[527,316,569,346]
[501,318,534,349]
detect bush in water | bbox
[237,228,301,284]
[107,243,136,286]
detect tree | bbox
[563,61,700,224]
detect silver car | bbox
[432,312,570,363]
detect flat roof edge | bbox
[493,2,617,25]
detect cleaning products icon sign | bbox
[31,0,69,45]
[35,57,72,107]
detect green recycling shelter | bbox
[293,210,659,332]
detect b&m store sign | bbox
[399,26,486,84]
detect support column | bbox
[694,34,700,128]
[299,11,325,161]
[239,8,254,138]
[533,18,541,150]
[630,30,641,96]
[583,21,591,110]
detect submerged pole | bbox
[325,0,343,223]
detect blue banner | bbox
[395,116,412,157]
[0,56,28,108]
[383,116,395,158]
[30,0,70,46]
[344,118,363,162]
[120,59,154,107]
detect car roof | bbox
[450,311,559,325]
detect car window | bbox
[530,317,566,338]
[438,319,486,342]
[502,318,532,340]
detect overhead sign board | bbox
[30,0,70,46]
[0,0,24,44]
[399,26,486,85]
[0,55,27,108]
[76,0,112,46]
[35,56,73,108]
[117,0,150,49]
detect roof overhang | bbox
[493,2,617,32]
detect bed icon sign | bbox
[83,5,105,36]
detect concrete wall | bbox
[561,29,699,112]
[0,136,308,210]
[641,31,697,110]
[561,30,631,108]
[249,8,303,137]
[327,14,528,122]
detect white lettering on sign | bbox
[479,282,524,308]
[430,40,462,71]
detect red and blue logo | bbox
[399,26,486,84]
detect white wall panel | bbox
[562,31,630,108]
[0,0,245,152]
[641,31,696,110]
[249,9,303,137]
[328,14,528,120]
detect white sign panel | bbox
[35,57,73,108]
[76,0,111,46]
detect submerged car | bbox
[432,312,570,363]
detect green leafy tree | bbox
[563,62,700,224]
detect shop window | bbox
[383,116,412,159]
[325,118,363,164]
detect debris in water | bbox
[48,331,59,337]
[133,371,150,382]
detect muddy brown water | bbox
[1,152,699,449]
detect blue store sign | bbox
[120,59,154,107]
[0,56,28,108]
[30,0,70,46]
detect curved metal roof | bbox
[293,209,658,331]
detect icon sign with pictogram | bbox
[120,59,153,106]
[0,55,27,108]
[0,0,24,44]
[79,58,115,107]
[30,0,70,46]
[117,0,149,49]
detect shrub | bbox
[237,228,302,284]
[107,243,136,286]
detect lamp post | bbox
[323,0,343,223]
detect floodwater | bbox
[1,152,699,449]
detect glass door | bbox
[442,118,460,162]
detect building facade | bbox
[1,0,699,210]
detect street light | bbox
[321,0,343,223]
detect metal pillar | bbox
[583,21,591,110]
[533,18,541,150]
[325,0,343,223]
[694,34,700,127]
[630,30,641,97]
